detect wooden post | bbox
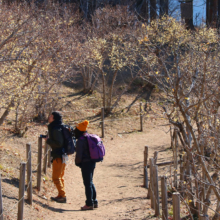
[47,148,51,168]
[37,137,42,191]
[150,158,155,209]
[174,129,178,189]
[170,126,174,150]
[172,192,180,220]
[101,107,104,138]
[153,165,160,216]
[0,174,3,220]
[201,145,206,202]
[140,102,143,132]
[143,146,149,188]
[179,157,184,196]
[18,162,26,220]
[170,165,173,188]
[43,142,48,174]
[153,151,158,164]
[26,144,32,205]
[161,176,168,220]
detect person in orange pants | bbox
[52,158,66,198]
[44,111,67,203]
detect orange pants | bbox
[52,158,66,197]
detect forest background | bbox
[0,0,220,219]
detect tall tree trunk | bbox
[160,0,168,17]
[208,0,218,27]
[207,0,210,26]
[185,0,194,30]
[218,0,220,29]
[139,0,149,22]
[212,0,218,26]
[150,0,157,21]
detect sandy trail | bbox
[43,126,171,220]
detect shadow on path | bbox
[102,196,146,205]
[33,199,81,213]
[2,177,19,188]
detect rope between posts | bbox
[0,161,30,218]
[0,145,52,218]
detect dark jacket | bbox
[46,120,64,160]
[75,134,91,167]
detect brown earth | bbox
[1,117,174,220]
[0,93,178,220]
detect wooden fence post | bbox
[101,107,104,138]
[18,162,26,220]
[149,158,155,209]
[153,151,158,164]
[26,144,32,205]
[179,156,184,196]
[43,143,48,175]
[170,165,173,188]
[153,165,160,216]
[172,192,180,220]
[48,148,51,168]
[140,102,143,132]
[0,174,3,220]
[174,129,178,189]
[37,137,42,191]
[170,126,174,150]
[161,176,168,220]
[143,146,148,188]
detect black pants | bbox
[81,161,98,206]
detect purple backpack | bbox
[84,133,105,162]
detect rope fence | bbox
[142,128,220,220]
[0,137,52,220]
[1,102,219,219]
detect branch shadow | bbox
[32,199,81,212]
[2,177,19,188]
[103,196,146,205]
[2,194,17,201]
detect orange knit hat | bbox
[76,120,89,132]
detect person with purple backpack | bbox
[74,120,99,210]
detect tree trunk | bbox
[106,70,118,113]
[150,0,157,21]
[185,0,194,30]
[207,0,210,26]
[138,0,149,22]
[207,0,218,27]
[0,100,14,126]
[210,0,218,27]
[218,0,220,29]
[160,0,168,17]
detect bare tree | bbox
[140,16,220,218]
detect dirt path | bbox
[42,126,171,220]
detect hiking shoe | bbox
[94,204,98,208]
[51,196,66,203]
[81,205,94,210]
[50,196,59,201]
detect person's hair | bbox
[74,127,85,139]
[51,111,62,121]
